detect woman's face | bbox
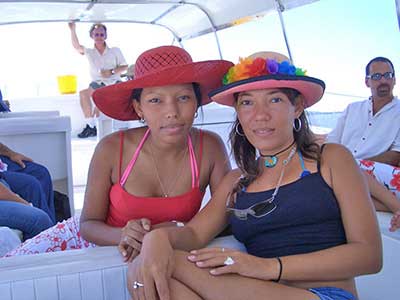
[236,88,303,153]
[133,83,198,143]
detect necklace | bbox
[149,138,188,197]
[269,146,296,200]
[260,140,295,168]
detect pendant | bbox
[264,156,278,168]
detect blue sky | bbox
[0,0,398,112]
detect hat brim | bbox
[209,74,325,108]
[93,60,233,121]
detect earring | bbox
[194,111,198,118]
[139,116,146,124]
[235,123,245,137]
[293,118,302,132]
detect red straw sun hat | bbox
[93,45,233,121]
[209,51,325,108]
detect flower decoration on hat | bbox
[223,56,307,85]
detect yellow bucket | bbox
[57,75,77,94]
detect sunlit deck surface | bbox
[71,137,97,214]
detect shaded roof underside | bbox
[0,0,319,41]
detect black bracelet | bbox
[272,257,282,282]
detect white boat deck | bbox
[71,137,97,213]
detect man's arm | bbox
[0,181,30,205]
[0,143,14,157]
[366,150,400,166]
[0,143,33,168]
[68,22,85,55]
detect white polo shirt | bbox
[84,45,127,86]
[327,97,400,159]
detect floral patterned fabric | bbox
[358,159,400,198]
[4,216,96,256]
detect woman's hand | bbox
[188,247,279,281]
[390,210,400,232]
[118,218,151,262]
[127,230,175,300]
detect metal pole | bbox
[275,0,294,63]
[183,1,223,59]
[396,0,400,31]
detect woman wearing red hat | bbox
[127,52,382,300]
[4,46,233,259]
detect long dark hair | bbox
[230,88,320,191]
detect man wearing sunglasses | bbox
[326,56,399,166]
[68,22,128,138]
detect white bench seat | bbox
[0,213,398,300]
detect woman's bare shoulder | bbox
[95,127,147,155]
[220,168,243,187]
[320,143,354,164]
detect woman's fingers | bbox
[127,248,140,263]
[210,265,235,275]
[192,255,229,268]
[140,218,151,231]
[126,220,149,235]
[190,247,227,255]
[132,277,146,300]
[188,248,233,262]
[153,272,171,300]
[118,243,128,258]
[124,236,143,251]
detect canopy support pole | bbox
[182,1,224,59]
[275,0,294,63]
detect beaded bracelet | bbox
[272,257,283,282]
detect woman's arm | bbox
[128,170,240,300]
[79,133,123,245]
[272,144,382,282]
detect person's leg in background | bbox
[1,157,56,224]
[0,200,53,240]
[77,83,104,138]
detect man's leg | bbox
[0,201,53,240]
[78,85,98,138]
[1,157,55,224]
[79,88,92,118]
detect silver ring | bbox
[221,247,225,252]
[223,256,235,266]
[133,281,144,289]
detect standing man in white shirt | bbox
[68,22,128,138]
[326,57,400,217]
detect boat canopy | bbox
[0,0,318,41]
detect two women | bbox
[127,52,382,300]
[4,46,233,258]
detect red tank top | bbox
[106,129,204,227]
